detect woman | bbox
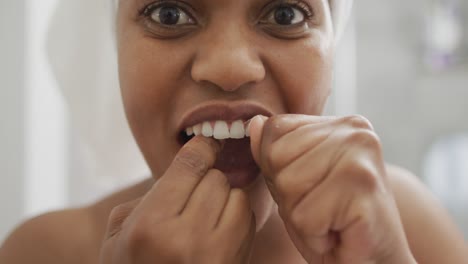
[1,0,467,263]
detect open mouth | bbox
[178,119,260,188]
[177,102,273,188]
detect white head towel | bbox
[47,0,149,203]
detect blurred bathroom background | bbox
[1,0,468,242]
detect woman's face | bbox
[116,0,335,230]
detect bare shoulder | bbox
[0,179,153,264]
[386,164,468,263]
[0,207,101,264]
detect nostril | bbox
[190,48,265,92]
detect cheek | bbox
[117,30,192,177]
[265,38,334,115]
[118,35,191,115]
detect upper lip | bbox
[178,101,274,133]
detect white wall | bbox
[354,0,468,237]
[0,0,26,242]
[0,0,67,243]
[23,0,67,218]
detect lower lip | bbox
[213,138,260,189]
[219,168,260,189]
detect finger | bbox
[279,126,382,222]
[216,189,253,240]
[265,120,337,174]
[250,115,336,175]
[276,126,383,210]
[182,169,231,228]
[268,118,381,213]
[288,179,342,255]
[304,233,339,256]
[215,189,255,262]
[249,115,268,166]
[105,198,142,239]
[142,136,222,216]
[271,131,337,213]
[235,214,256,264]
[283,221,324,262]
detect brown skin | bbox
[118,0,333,235]
[249,115,414,263]
[100,137,257,264]
[1,0,467,263]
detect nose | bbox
[191,25,265,92]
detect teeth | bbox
[202,122,213,137]
[186,127,193,136]
[230,120,245,139]
[213,121,230,140]
[193,124,202,136]
[185,119,250,139]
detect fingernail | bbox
[245,115,267,138]
[245,117,258,137]
[245,119,252,137]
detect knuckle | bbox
[343,115,374,130]
[108,204,131,223]
[345,161,381,192]
[106,206,130,238]
[306,236,335,255]
[290,205,328,238]
[175,146,210,177]
[346,129,382,150]
[125,218,152,252]
[289,208,308,235]
[107,200,139,231]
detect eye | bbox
[258,1,315,39]
[260,0,314,28]
[145,4,194,26]
[269,5,305,25]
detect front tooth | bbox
[230,120,245,139]
[213,121,230,139]
[193,124,202,136]
[202,121,213,137]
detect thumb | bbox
[249,115,268,167]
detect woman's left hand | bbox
[249,114,417,264]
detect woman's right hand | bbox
[100,137,256,264]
